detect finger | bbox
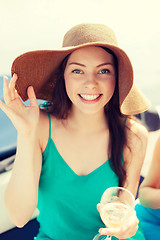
[97,203,101,213]
[3,76,12,104]
[14,89,20,99]
[99,227,112,236]
[127,210,139,226]
[27,86,38,108]
[120,211,138,232]
[0,99,15,119]
[9,73,18,100]
[99,227,124,238]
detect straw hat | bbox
[11,23,150,115]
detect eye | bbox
[99,69,110,74]
[72,69,83,74]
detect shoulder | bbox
[122,118,149,192]
[124,117,149,164]
[139,133,160,190]
[37,110,59,152]
[125,117,149,152]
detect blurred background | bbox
[0,0,160,107]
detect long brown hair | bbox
[42,47,127,186]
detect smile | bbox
[79,94,102,101]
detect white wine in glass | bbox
[93,187,135,240]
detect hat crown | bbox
[62,23,118,47]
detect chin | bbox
[79,107,105,115]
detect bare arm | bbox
[4,131,42,227]
[139,135,160,208]
[0,75,42,227]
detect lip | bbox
[78,94,102,103]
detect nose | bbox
[84,73,98,89]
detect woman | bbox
[0,23,150,239]
[136,134,160,240]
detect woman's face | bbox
[64,46,116,115]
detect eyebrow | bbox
[68,62,86,67]
[68,62,114,67]
[97,63,114,67]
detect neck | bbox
[66,107,108,133]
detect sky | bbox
[0,0,160,106]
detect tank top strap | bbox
[124,117,127,126]
[47,113,51,139]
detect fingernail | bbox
[13,73,17,78]
[98,228,101,233]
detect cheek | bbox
[106,78,116,95]
[111,79,116,93]
[64,74,75,99]
[64,76,70,96]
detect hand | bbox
[97,203,139,239]
[0,74,39,134]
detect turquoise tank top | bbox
[35,114,145,240]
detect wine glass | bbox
[93,187,135,240]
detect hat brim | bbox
[11,42,150,115]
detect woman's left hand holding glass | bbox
[97,204,139,239]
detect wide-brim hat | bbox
[11,23,150,115]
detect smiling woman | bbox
[0,23,150,240]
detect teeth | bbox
[79,94,101,100]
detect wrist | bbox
[17,128,38,141]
